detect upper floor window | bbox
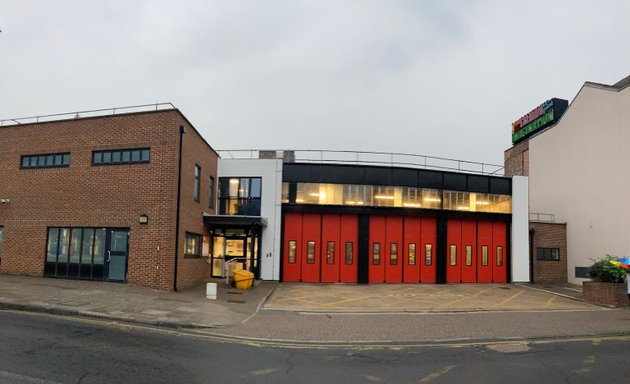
[209,176,215,209]
[92,148,150,166]
[194,165,201,202]
[536,247,560,261]
[21,153,70,169]
[218,177,262,216]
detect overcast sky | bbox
[1,1,629,165]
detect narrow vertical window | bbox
[326,241,335,264]
[345,242,353,265]
[306,241,315,264]
[209,176,215,209]
[288,240,297,264]
[194,165,201,202]
[482,245,489,266]
[0,227,3,261]
[425,244,432,266]
[390,243,398,265]
[449,245,457,266]
[465,245,473,266]
[372,243,381,265]
[408,243,416,265]
[497,246,503,266]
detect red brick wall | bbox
[504,140,529,177]
[530,222,567,283]
[0,110,184,290]
[174,117,218,290]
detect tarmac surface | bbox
[0,275,629,344]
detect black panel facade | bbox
[283,163,512,195]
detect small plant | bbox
[588,255,628,283]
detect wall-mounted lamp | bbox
[139,214,149,224]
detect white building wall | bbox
[218,159,283,280]
[529,84,630,284]
[511,176,530,282]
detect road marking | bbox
[364,374,384,381]
[572,355,595,374]
[418,365,456,383]
[250,368,277,376]
[0,370,64,384]
[487,342,530,353]
[438,289,491,308]
[496,290,524,307]
[543,296,556,308]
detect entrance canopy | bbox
[202,213,267,228]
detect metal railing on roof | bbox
[529,212,556,222]
[218,149,505,176]
[0,102,176,127]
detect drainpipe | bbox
[173,125,185,291]
[529,228,535,283]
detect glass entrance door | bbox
[106,229,128,282]
[210,228,261,278]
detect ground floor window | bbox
[45,227,128,282]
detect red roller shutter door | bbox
[321,214,341,283]
[339,214,358,283]
[282,213,302,282]
[461,220,477,283]
[385,216,403,283]
[420,217,437,283]
[369,216,386,283]
[477,221,493,283]
[403,217,421,283]
[492,222,508,283]
[446,219,462,283]
[301,213,321,283]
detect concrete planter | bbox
[582,281,629,307]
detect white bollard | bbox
[206,282,217,300]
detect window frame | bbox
[21,152,71,169]
[92,148,150,166]
[209,176,215,209]
[194,165,201,203]
[184,232,202,258]
[536,247,560,261]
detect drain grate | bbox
[227,299,246,304]
[227,291,244,295]
[499,287,511,290]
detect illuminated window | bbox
[372,243,381,265]
[326,241,335,264]
[465,245,472,266]
[306,241,315,264]
[345,242,353,265]
[497,246,503,266]
[390,243,398,265]
[288,241,297,264]
[408,243,416,265]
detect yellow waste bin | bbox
[233,269,254,290]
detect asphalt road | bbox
[0,310,629,384]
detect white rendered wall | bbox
[529,84,630,284]
[511,176,530,282]
[218,159,283,280]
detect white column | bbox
[511,176,530,282]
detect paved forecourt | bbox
[263,283,600,313]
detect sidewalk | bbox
[0,275,276,328]
[1,275,629,345]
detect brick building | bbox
[0,105,218,291]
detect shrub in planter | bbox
[587,255,627,283]
[583,255,629,307]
